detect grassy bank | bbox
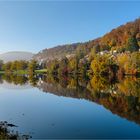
[0,71,4,74]
[35,69,47,74]
[13,70,28,75]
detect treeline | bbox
[43,51,140,78]
[45,52,90,78]
[91,52,140,76]
[34,18,140,77]
[0,60,37,74]
[1,51,140,78]
[1,18,140,77]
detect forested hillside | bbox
[34,18,140,61]
[1,18,140,77]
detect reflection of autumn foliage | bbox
[37,74,140,125]
[92,92,140,125]
[86,76,140,125]
[117,77,140,96]
[67,78,77,89]
[39,75,140,125]
[1,74,140,126]
[2,74,28,85]
[28,74,39,86]
[89,76,110,92]
[88,76,140,97]
[37,75,94,101]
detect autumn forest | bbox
[0,18,140,80]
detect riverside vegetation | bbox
[1,17,140,140]
[0,18,140,78]
[0,121,30,139]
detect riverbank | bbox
[0,69,47,75]
[0,71,4,74]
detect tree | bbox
[0,60,4,71]
[10,61,17,71]
[136,33,140,47]
[68,57,77,73]
[90,55,110,76]
[58,57,68,75]
[28,60,37,74]
[3,62,11,72]
[126,37,139,52]
[117,52,140,75]
[78,58,89,78]
[48,59,59,75]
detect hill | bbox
[34,18,140,62]
[0,51,34,62]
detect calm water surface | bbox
[0,74,140,139]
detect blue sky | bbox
[0,1,140,54]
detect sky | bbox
[0,1,140,54]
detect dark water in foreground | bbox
[0,74,140,139]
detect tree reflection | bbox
[1,73,140,126]
[28,73,39,86]
[1,74,28,85]
[37,75,140,125]
[117,77,140,96]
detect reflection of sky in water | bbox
[0,81,32,90]
[0,81,140,139]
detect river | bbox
[0,74,140,139]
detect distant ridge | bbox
[0,51,34,62]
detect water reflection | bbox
[0,74,140,135]
[35,75,140,125]
[0,74,28,85]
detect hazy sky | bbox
[0,1,140,53]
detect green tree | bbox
[0,60,4,71]
[126,37,139,52]
[28,60,37,74]
[10,61,17,71]
[3,62,12,72]
[48,60,59,75]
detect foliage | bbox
[28,60,37,75]
[125,37,139,52]
[117,52,140,75]
[90,55,110,75]
[34,18,140,62]
[0,60,4,71]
